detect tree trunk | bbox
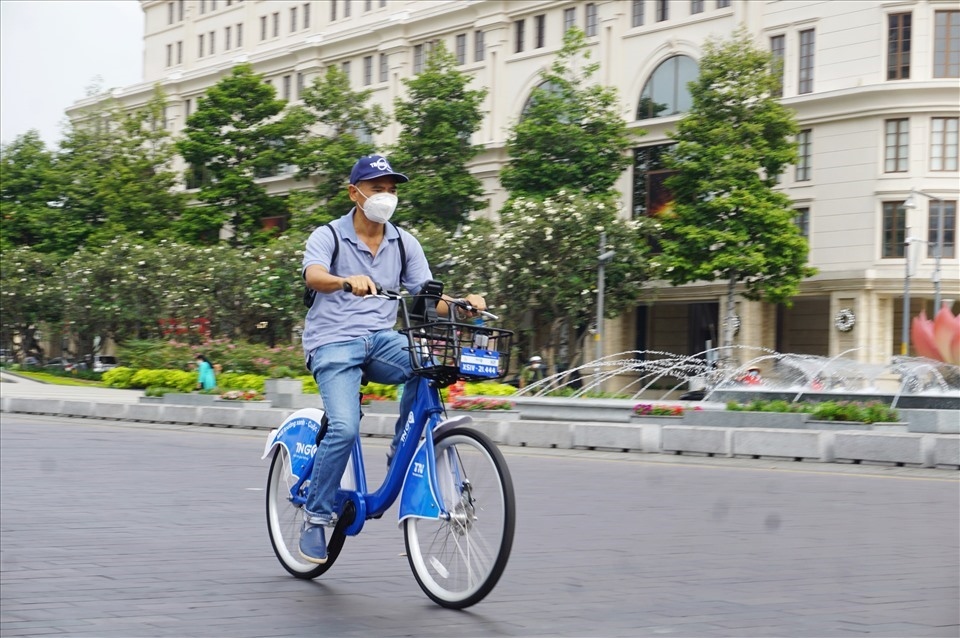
[723,277,738,352]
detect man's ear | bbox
[347,184,360,204]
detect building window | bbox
[272,12,279,37]
[331,0,337,21]
[225,25,232,50]
[209,30,215,55]
[794,208,810,240]
[283,75,291,101]
[168,2,174,25]
[887,13,911,80]
[341,61,350,82]
[934,11,960,77]
[178,0,184,21]
[260,16,267,41]
[586,4,598,36]
[475,30,485,62]
[185,98,191,118]
[928,200,958,259]
[413,44,424,73]
[200,0,206,14]
[637,55,698,120]
[363,55,373,85]
[290,7,297,32]
[345,0,351,18]
[297,72,304,98]
[564,7,576,32]
[882,201,907,258]
[631,1,644,27]
[515,19,525,53]
[655,0,668,22]
[211,0,217,10]
[884,119,909,173]
[177,40,183,64]
[236,23,243,47]
[931,117,959,171]
[455,33,467,65]
[691,1,704,15]
[534,15,545,49]
[303,3,310,29]
[379,53,388,82]
[796,129,812,181]
[717,0,730,7]
[365,0,372,10]
[770,34,785,97]
[798,29,815,94]
[166,43,173,67]
[632,143,674,219]
[198,33,204,57]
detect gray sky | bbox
[1,0,143,148]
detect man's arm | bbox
[304,265,379,297]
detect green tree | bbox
[54,89,184,253]
[177,64,311,246]
[661,30,816,348]
[494,191,653,366]
[292,66,388,232]
[391,42,487,231]
[500,28,635,201]
[0,131,60,253]
[0,247,62,360]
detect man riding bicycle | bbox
[299,154,485,563]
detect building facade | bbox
[70,0,960,369]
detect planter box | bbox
[213,399,272,409]
[362,400,400,415]
[805,420,872,431]
[264,378,303,395]
[685,409,810,429]
[447,409,519,421]
[513,397,635,423]
[629,415,684,426]
[162,393,218,406]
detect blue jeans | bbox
[304,329,416,524]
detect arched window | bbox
[521,80,562,118]
[636,55,698,120]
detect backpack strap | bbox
[303,222,406,308]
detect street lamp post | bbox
[903,189,947,312]
[596,232,616,365]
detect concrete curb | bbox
[2,396,957,470]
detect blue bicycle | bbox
[263,285,516,608]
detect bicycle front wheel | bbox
[265,448,346,579]
[404,427,515,609]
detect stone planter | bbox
[162,393,219,406]
[513,397,635,423]
[138,396,164,404]
[805,420,872,431]
[685,409,810,429]
[213,399,272,408]
[264,378,303,395]
[361,400,400,415]
[629,415,684,426]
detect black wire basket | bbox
[400,319,513,387]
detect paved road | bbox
[1,414,957,638]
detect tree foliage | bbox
[391,42,488,231]
[493,191,653,363]
[500,28,636,200]
[177,64,311,246]
[292,66,388,232]
[0,247,62,360]
[661,30,816,348]
[0,131,60,254]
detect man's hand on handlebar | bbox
[341,275,379,296]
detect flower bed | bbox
[219,389,265,402]
[633,403,700,417]
[450,397,515,411]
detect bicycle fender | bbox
[398,415,473,524]
[261,408,325,485]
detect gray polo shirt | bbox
[301,210,432,357]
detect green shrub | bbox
[268,365,297,379]
[145,386,179,397]
[725,399,899,423]
[464,381,517,397]
[218,373,265,392]
[102,367,136,388]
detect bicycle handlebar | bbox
[341,281,498,321]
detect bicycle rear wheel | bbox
[403,427,515,609]
[265,448,347,578]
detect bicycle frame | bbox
[262,374,465,537]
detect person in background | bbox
[740,366,762,386]
[520,355,546,388]
[196,354,217,390]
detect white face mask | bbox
[357,191,398,224]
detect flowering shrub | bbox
[220,389,265,401]
[450,397,515,411]
[633,403,695,417]
[361,393,390,405]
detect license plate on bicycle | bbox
[459,347,500,378]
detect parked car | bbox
[92,355,118,372]
[22,356,40,367]
[45,357,77,372]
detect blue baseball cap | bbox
[349,155,409,185]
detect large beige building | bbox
[70,0,959,368]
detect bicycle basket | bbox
[400,320,513,387]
